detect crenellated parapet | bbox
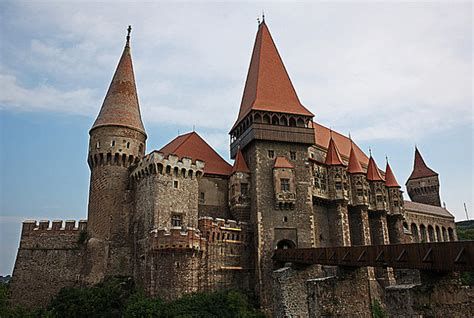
[19,220,87,250]
[21,220,87,235]
[198,217,250,244]
[131,151,205,182]
[149,227,206,251]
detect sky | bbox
[0,1,472,275]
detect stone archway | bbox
[276,239,296,250]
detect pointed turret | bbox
[232,148,250,173]
[406,146,441,206]
[366,155,384,181]
[325,136,344,166]
[347,143,364,174]
[407,147,438,181]
[91,26,146,135]
[229,21,314,158]
[232,21,313,130]
[385,161,400,188]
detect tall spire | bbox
[325,136,344,166]
[366,155,384,181]
[407,147,438,180]
[385,160,400,187]
[231,21,313,130]
[91,26,146,135]
[347,142,364,174]
[232,148,250,173]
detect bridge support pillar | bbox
[369,212,396,286]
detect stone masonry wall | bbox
[9,220,87,308]
[198,175,230,219]
[243,140,315,313]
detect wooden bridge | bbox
[273,241,474,272]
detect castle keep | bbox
[10,21,458,313]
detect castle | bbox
[10,21,458,313]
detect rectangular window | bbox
[171,214,182,227]
[199,192,205,203]
[241,183,249,196]
[357,188,363,196]
[281,178,290,192]
[173,180,179,189]
[290,151,296,160]
[268,150,274,159]
[335,182,342,190]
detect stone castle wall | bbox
[9,220,87,308]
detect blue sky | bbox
[0,1,472,275]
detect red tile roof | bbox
[232,21,313,130]
[407,147,438,181]
[404,201,454,219]
[325,136,344,166]
[366,156,384,181]
[347,143,365,174]
[274,156,294,169]
[91,40,146,135]
[385,161,400,187]
[313,122,369,166]
[159,132,232,176]
[232,149,250,173]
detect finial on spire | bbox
[386,155,389,163]
[348,132,351,140]
[369,147,372,156]
[126,25,132,46]
[262,10,265,22]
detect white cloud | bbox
[0,2,471,144]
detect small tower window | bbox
[126,142,130,149]
[171,214,182,227]
[173,180,179,189]
[111,140,115,147]
[281,179,290,192]
[96,141,100,149]
[241,183,249,196]
[335,182,342,190]
[283,216,288,222]
[199,192,205,204]
[290,151,296,160]
[268,150,275,159]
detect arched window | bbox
[420,224,427,242]
[435,226,441,242]
[296,118,305,127]
[289,117,296,127]
[411,223,419,242]
[427,225,435,242]
[442,227,447,241]
[276,239,296,250]
[263,114,270,124]
[280,116,288,126]
[272,115,279,125]
[254,113,262,123]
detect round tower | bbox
[86,26,147,280]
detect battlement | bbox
[131,151,205,182]
[198,217,250,243]
[21,220,87,235]
[149,227,206,251]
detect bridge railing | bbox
[273,241,474,272]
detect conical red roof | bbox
[160,132,232,176]
[407,147,438,180]
[347,143,364,174]
[231,21,313,130]
[274,156,294,169]
[366,156,384,181]
[91,36,146,135]
[325,137,344,166]
[232,149,250,173]
[385,161,400,187]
